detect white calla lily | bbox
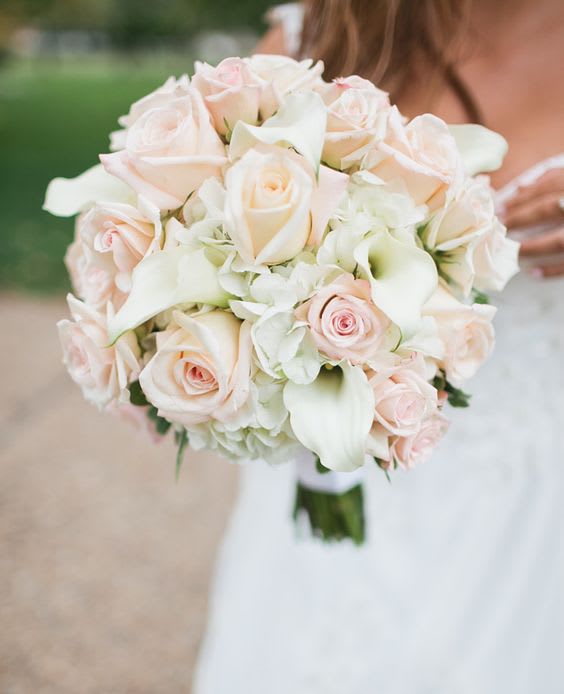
[108,246,230,343]
[284,363,374,472]
[354,231,438,338]
[43,164,134,217]
[229,91,327,174]
[449,124,508,176]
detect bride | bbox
[194,1,564,692]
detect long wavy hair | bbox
[300,0,483,123]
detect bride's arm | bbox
[255,24,288,55]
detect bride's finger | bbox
[504,193,564,229]
[530,261,564,278]
[519,227,564,256]
[505,168,564,209]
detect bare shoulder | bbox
[255,24,288,56]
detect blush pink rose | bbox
[78,202,156,293]
[101,85,227,210]
[192,57,263,136]
[369,353,439,437]
[295,273,395,364]
[365,108,463,211]
[424,287,497,387]
[390,412,449,469]
[65,237,121,310]
[321,76,390,170]
[57,295,140,408]
[110,75,193,151]
[139,310,251,427]
[472,219,520,292]
[245,54,324,119]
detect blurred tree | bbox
[0,0,274,48]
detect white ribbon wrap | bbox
[294,448,365,495]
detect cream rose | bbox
[422,177,498,294]
[473,219,520,292]
[424,287,497,387]
[139,310,251,427]
[65,234,123,310]
[369,353,439,437]
[224,145,344,265]
[192,57,263,136]
[101,86,227,210]
[295,274,395,364]
[246,54,324,120]
[321,76,390,170]
[78,202,156,293]
[390,412,449,469]
[365,108,463,211]
[110,75,192,151]
[57,295,140,408]
[423,177,495,251]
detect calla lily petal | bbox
[449,124,508,176]
[284,363,374,472]
[43,164,134,217]
[354,231,438,338]
[229,92,327,174]
[108,246,230,343]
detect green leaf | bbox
[374,457,392,484]
[129,380,149,407]
[175,429,189,480]
[315,457,331,475]
[432,373,472,408]
[472,289,491,305]
[293,482,365,545]
[147,406,172,435]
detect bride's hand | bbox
[503,168,564,278]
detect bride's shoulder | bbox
[257,3,304,57]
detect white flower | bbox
[245,54,324,120]
[424,287,496,387]
[251,308,322,384]
[57,295,140,408]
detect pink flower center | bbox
[185,363,216,391]
[331,309,358,336]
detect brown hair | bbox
[300,0,483,124]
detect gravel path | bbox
[0,294,238,693]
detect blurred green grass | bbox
[0,57,192,293]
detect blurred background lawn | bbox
[0,2,275,690]
[0,0,272,292]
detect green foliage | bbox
[148,406,172,436]
[294,483,366,545]
[472,289,491,304]
[175,429,189,480]
[433,372,472,408]
[315,457,331,475]
[0,59,190,293]
[128,380,148,406]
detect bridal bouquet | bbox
[45,55,519,544]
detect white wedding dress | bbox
[193,10,564,693]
